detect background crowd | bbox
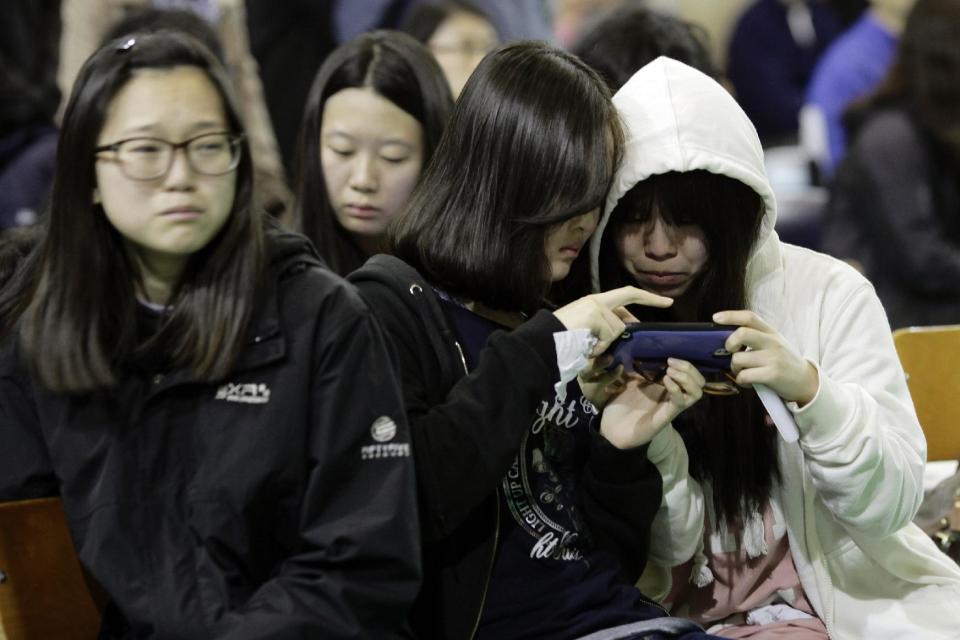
[2,0,960,639]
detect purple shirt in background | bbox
[804,11,897,177]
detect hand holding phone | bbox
[603,323,736,396]
[605,322,735,373]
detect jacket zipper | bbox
[469,490,500,640]
[453,340,469,375]
[452,335,495,640]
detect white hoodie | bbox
[593,57,960,640]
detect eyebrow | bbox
[323,131,416,149]
[118,120,228,136]
[379,140,415,151]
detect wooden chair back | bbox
[893,325,960,462]
[0,497,100,639]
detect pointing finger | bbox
[596,286,673,310]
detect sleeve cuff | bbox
[789,363,854,447]
[646,424,681,465]
[589,430,653,484]
[511,309,567,377]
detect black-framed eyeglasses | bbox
[94,132,244,181]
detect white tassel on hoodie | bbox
[743,509,769,559]
[689,485,770,588]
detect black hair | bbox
[845,0,960,140]
[1,31,263,393]
[0,225,42,290]
[571,5,718,92]
[389,40,623,314]
[102,7,225,62]
[400,1,497,43]
[598,170,775,526]
[293,30,453,276]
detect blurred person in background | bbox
[0,0,61,229]
[727,0,843,146]
[822,0,960,329]
[800,0,916,181]
[571,3,719,93]
[294,30,453,276]
[401,1,499,97]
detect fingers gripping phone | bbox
[603,322,801,439]
[605,323,737,394]
[606,323,734,372]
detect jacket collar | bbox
[149,228,321,394]
[349,254,465,392]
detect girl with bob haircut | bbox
[0,31,420,638]
[294,30,453,276]
[351,41,723,640]
[586,56,960,638]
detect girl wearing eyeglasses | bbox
[579,57,960,639]
[0,31,419,639]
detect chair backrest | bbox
[0,497,101,640]
[893,324,960,462]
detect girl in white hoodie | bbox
[585,56,960,639]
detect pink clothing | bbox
[667,501,828,639]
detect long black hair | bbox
[598,170,775,527]
[293,30,453,275]
[389,41,623,314]
[1,31,263,393]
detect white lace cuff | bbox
[553,329,597,401]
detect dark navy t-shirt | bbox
[438,297,666,640]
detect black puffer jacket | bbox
[0,228,420,639]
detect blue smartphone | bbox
[605,323,735,374]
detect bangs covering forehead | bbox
[613,170,762,232]
[388,40,622,312]
[479,44,622,228]
[516,117,621,227]
[615,171,709,227]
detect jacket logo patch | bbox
[362,416,409,459]
[215,382,271,405]
[371,416,397,442]
[361,443,410,460]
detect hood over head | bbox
[589,56,777,292]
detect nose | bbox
[348,152,378,193]
[162,147,196,190]
[570,208,600,236]
[643,217,677,260]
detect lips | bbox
[160,205,202,218]
[559,245,581,258]
[343,204,380,220]
[638,271,688,287]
